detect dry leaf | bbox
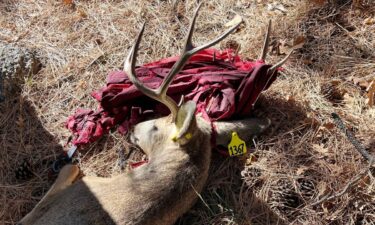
[322,201,334,214]
[267,3,287,13]
[366,79,375,107]
[321,81,346,103]
[63,0,74,5]
[304,112,320,127]
[95,38,102,45]
[304,116,320,127]
[224,14,243,28]
[277,36,305,55]
[312,144,330,155]
[330,79,341,86]
[354,200,369,212]
[285,94,296,102]
[247,154,258,165]
[77,80,87,89]
[16,116,25,128]
[77,8,87,18]
[317,181,330,196]
[278,39,289,55]
[303,58,313,65]
[296,166,309,175]
[363,17,375,25]
[322,122,335,130]
[292,36,306,50]
[221,40,240,51]
[327,207,341,221]
[357,175,371,189]
[343,93,356,106]
[351,77,373,89]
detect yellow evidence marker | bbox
[228,131,247,156]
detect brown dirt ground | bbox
[0,0,374,224]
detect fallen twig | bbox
[331,113,373,162]
[311,159,373,206]
[311,113,374,206]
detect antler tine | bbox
[183,2,202,52]
[259,20,271,61]
[251,50,293,107]
[267,49,293,75]
[124,22,179,119]
[159,2,243,97]
[124,23,156,98]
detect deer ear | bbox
[173,100,197,142]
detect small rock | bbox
[0,43,41,102]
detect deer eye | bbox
[152,125,158,131]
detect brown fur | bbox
[18,111,269,225]
[19,113,212,225]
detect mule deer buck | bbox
[18,4,291,225]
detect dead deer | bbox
[18,4,291,225]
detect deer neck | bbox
[129,116,212,189]
[147,117,211,174]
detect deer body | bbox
[20,115,212,225]
[19,3,291,225]
[19,115,269,225]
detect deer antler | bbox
[267,50,293,75]
[124,3,243,121]
[258,20,293,75]
[259,20,272,62]
[251,20,294,107]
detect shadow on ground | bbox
[0,82,62,223]
[177,95,309,225]
[0,57,115,225]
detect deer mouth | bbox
[125,138,149,169]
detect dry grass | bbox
[1,0,374,224]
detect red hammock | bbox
[66,48,278,146]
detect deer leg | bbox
[18,164,79,225]
[214,118,271,147]
[46,164,80,195]
[30,164,80,207]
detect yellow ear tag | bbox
[184,132,192,140]
[171,132,192,142]
[228,132,247,157]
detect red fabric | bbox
[66,48,278,146]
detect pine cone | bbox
[242,166,262,178]
[297,178,316,199]
[270,180,302,212]
[241,166,263,187]
[15,159,34,180]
